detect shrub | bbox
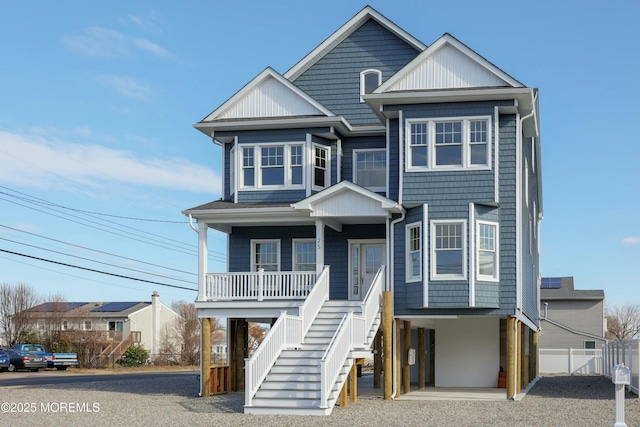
[118,345,149,366]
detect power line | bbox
[0,237,197,285]
[0,248,197,292]
[0,224,197,276]
[0,189,228,261]
[0,185,187,223]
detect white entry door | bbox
[349,241,386,301]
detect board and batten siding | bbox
[291,19,420,126]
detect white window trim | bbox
[250,239,281,272]
[312,144,331,191]
[360,69,381,102]
[405,116,492,172]
[405,222,422,283]
[238,142,305,191]
[353,148,387,193]
[292,238,316,272]
[476,220,499,282]
[430,219,467,281]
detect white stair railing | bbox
[319,265,385,408]
[244,266,330,408]
[320,312,356,409]
[359,265,385,345]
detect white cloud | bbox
[0,130,220,196]
[99,75,152,100]
[622,237,640,246]
[63,26,173,60]
[63,27,129,59]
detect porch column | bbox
[197,221,208,302]
[200,317,211,397]
[403,321,411,394]
[315,218,324,275]
[418,328,426,389]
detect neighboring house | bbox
[184,6,542,414]
[23,292,180,360]
[540,277,606,349]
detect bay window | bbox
[431,220,466,280]
[407,116,491,170]
[477,221,499,281]
[240,143,304,189]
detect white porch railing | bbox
[244,267,330,408]
[603,339,640,396]
[205,270,316,301]
[319,265,385,408]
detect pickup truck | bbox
[10,344,78,370]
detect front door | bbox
[349,240,386,301]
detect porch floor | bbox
[357,373,509,401]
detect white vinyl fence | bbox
[603,339,640,396]
[539,348,602,375]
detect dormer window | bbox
[360,69,381,102]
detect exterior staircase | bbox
[245,300,380,415]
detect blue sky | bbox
[0,1,638,309]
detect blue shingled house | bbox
[184,5,542,415]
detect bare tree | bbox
[606,303,640,340]
[158,302,224,366]
[248,322,267,354]
[38,293,72,352]
[0,282,40,346]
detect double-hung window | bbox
[406,223,422,282]
[354,149,386,192]
[431,220,466,280]
[477,221,499,281]
[314,145,330,189]
[252,240,280,272]
[240,143,304,189]
[293,239,316,271]
[407,116,491,170]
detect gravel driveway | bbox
[2,372,639,426]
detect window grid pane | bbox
[478,224,496,278]
[255,242,278,271]
[408,225,421,279]
[356,151,386,188]
[295,241,316,271]
[470,120,488,165]
[314,147,328,187]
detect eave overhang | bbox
[193,116,386,145]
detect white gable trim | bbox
[376,34,523,93]
[284,6,426,81]
[202,67,334,122]
[292,181,403,215]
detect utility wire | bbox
[0,224,197,276]
[0,237,197,285]
[0,248,197,292]
[0,191,227,261]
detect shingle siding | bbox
[540,300,605,348]
[292,19,420,125]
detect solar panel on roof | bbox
[31,302,87,312]
[541,277,562,289]
[91,302,140,312]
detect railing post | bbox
[258,268,264,301]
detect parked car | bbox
[3,349,47,372]
[0,350,10,371]
[11,343,78,370]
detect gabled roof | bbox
[540,277,605,301]
[375,33,523,93]
[199,67,334,124]
[292,181,404,216]
[25,301,152,318]
[284,6,426,81]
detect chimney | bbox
[152,292,160,358]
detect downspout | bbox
[389,209,405,399]
[188,214,198,233]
